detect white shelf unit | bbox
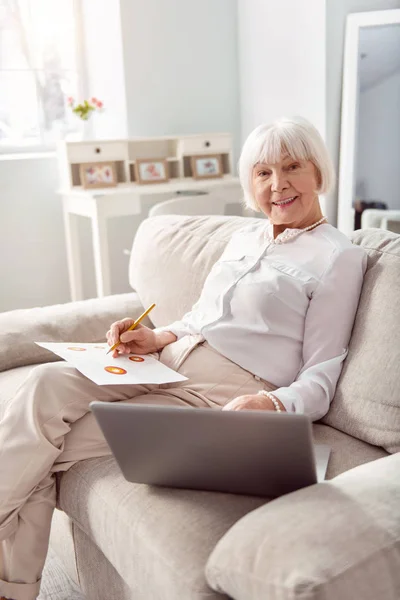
[57,133,234,189]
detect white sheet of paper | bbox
[35,342,188,386]
[314,444,331,482]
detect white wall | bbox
[0,155,70,311]
[238,0,326,139]
[356,70,400,209]
[120,0,241,162]
[237,0,329,215]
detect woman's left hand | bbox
[222,394,285,412]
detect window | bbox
[0,0,85,152]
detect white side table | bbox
[59,177,242,301]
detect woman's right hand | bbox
[106,318,159,358]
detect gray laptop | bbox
[90,402,319,498]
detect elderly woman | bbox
[0,117,366,600]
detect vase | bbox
[64,120,93,142]
[81,119,93,141]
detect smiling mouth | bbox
[272,196,298,207]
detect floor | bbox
[38,546,85,600]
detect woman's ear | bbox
[314,164,323,192]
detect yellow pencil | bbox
[106,303,156,355]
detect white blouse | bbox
[156,221,367,420]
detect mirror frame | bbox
[338,8,400,235]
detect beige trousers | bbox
[0,335,276,600]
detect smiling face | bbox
[252,155,324,235]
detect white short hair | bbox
[238,116,335,212]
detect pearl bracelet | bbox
[257,390,282,412]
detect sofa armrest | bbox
[0,293,150,373]
[206,453,400,600]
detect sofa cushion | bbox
[58,456,268,600]
[129,215,259,328]
[0,292,146,373]
[323,228,400,453]
[69,524,134,599]
[206,453,400,600]
[48,509,80,586]
[312,424,388,478]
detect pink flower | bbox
[67,96,74,106]
[96,100,103,108]
[91,97,97,104]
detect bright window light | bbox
[0,0,84,151]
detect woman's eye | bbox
[288,163,300,171]
[257,170,270,177]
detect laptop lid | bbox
[90,402,317,498]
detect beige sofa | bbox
[1,214,399,600]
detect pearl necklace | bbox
[271,215,328,244]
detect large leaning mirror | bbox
[338,9,400,235]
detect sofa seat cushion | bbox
[323,228,400,453]
[57,456,268,599]
[206,453,400,600]
[48,509,80,586]
[312,424,388,478]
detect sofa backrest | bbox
[129,215,256,328]
[130,216,400,454]
[322,227,400,454]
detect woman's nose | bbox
[270,172,289,192]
